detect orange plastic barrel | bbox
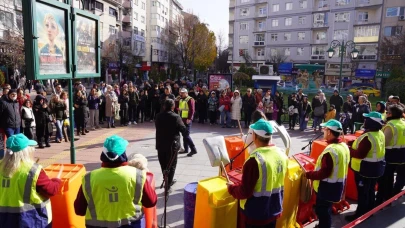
[144,172,157,228]
[44,164,86,228]
[224,136,247,171]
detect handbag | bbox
[63,119,70,127]
[314,106,324,117]
[218,105,225,112]
[62,110,68,120]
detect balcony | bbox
[311,55,326,60]
[229,0,235,8]
[312,22,329,29]
[229,14,235,21]
[355,0,383,8]
[256,12,267,18]
[314,1,329,11]
[122,15,131,23]
[122,0,131,8]
[253,28,266,33]
[356,54,377,60]
[119,31,132,39]
[255,0,267,4]
[354,19,379,25]
[312,39,328,44]
[253,41,265,46]
[105,0,122,5]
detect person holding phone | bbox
[227,119,288,228]
[0,134,62,227]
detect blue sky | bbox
[180,0,229,47]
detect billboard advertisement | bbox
[36,2,67,75]
[76,15,96,74]
[208,74,233,91]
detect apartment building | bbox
[0,0,22,39]
[229,0,385,85]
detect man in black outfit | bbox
[155,99,190,190]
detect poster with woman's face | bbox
[76,15,96,74]
[36,2,67,74]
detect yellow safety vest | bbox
[240,146,288,217]
[351,131,385,177]
[0,163,52,226]
[179,96,192,119]
[384,119,405,164]
[313,143,350,202]
[82,166,146,227]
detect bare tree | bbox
[379,33,405,66]
[241,51,253,67]
[267,48,287,70]
[216,30,227,55]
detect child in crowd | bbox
[325,104,336,122]
[138,90,147,123]
[256,101,264,113]
[339,113,351,135]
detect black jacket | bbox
[353,104,370,123]
[0,97,21,129]
[128,91,139,106]
[329,95,344,112]
[196,94,208,111]
[155,110,189,151]
[242,94,256,111]
[299,102,312,118]
[312,99,328,117]
[343,100,356,113]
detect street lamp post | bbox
[327,40,359,93]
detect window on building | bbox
[271,33,278,41]
[258,21,265,30]
[318,0,328,9]
[134,12,138,20]
[134,26,138,35]
[284,33,291,41]
[298,32,305,40]
[313,13,328,27]
[334,29,349,40]
[16,12,22,32]
[386,7,405,17]
[241,0,250,2]
[153,49,159,55]
[141,29,145,37]
[312,46,327,55]
[285,17,292,26]
[297,48,304,56]
[15,0,22,8]
[272,19,279,27]
[156,25,161,32]
[273,4,279,12]
[257,48,265,56]
[285,48,291,56]
[239,49,248,56]
[152,1,156,6]
[358,12,369,22]
[259,7,267,15]
[315,31,327,41]
[286,2,293,10]
[270,48,277,56]
[109,7,117,18]
[384,26,402,36]
[336,0,350,6]
[355,44,377,59]
[255,34,265,42]
[299,0,307,9]
[335,12,350,22]
[240,23,249,30]
[141,16,145,23]
[354,25,379,37]
[299,16,306,25]
[239,35,249,44]
[109,25,116,35]
[240,8,249,16]
[135,0,138,5]
[94,1,103,11]
[359,0,370,4]
[142,2,146,10]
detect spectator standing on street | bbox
[274,91,284,125]
[343,95,356,134]
[231,90,242,128]
[262,89,274,120]
[376,101,386,121]
[119,89,130,126]
[50,94,66,143]
[9,76,18,89]
[149,85,160,122]
[176,88,198,157]
[330,90,344,120]
[21,99,35,140]
[16,88,29,110]
[219,90,232,128]
[138,90,147,123]
[0,89,21,137]
[313,93,328,132]
[155,99,191,190]
[128,85,139,125]
[242,88,256,128]
[33,95,51,148]
[105,85,118,128]
[197,90,208,124]
[88,88,101,130]
[74,90,88,136]
[255,89,263,106]
[159,86,175,113]
[208,91,218,125]
[60,92,70,142]
[352,96,370,130]
[299,96,312,131]
[288,93,299,130]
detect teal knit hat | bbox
[102,135,129,160]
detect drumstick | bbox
[237,119,244,137]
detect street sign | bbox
[23,0,73,80]
[375,71,390,79]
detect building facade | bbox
[228,0,391,87]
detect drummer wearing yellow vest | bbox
[227,119,288,228]
[0,134,62,227]
[74,135,157,228]
[376,104,405,205]
[305,119,350,228]
[345,112,385,222]
[176,88,198,157]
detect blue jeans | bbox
[335,111,341,120]
[5,128,20,137]
[183,122,196,153]
[313,116,323,130]
[55,120,63,141]
[299,114,308,131]
[106,116,115,124]
[220,110,231,127]
[315,196,333,228]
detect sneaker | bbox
[187,151,197,157]
[133,121,137,125]
[128,122,131,125]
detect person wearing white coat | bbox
[21,99,36,139]
[231,90,242,128]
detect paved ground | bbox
[36,119,405,228]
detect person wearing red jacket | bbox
[219,90,232,128]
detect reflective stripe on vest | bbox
[315,148,345,183]
[179,96,192,119]
[385,120,405,149]
[240,146,287,210]
[0,163,50,213]
[83,167,145,227]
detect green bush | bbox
[385,78,405,101]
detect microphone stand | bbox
[301,133,323,153]
[228,142,253,171]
